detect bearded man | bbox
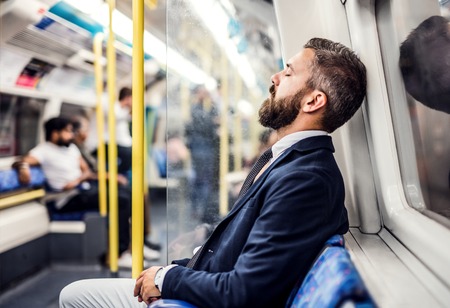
[12,117,143,268]
[60,37,367,308]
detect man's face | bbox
[258,86,309,129]
[258,49,314,129]
[121,96,132,110]
[55,125,74,147]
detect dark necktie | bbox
[238,148,273,198]
[186,148,273,269]
[186,247,201,268]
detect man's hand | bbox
[12,161,31,185]
[134,266,163,305]
[17,166,31,184]
[62,178,81,191]
[117,174,129,186]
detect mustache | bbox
[269,85,276,98]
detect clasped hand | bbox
[134,266,163,305]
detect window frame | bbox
[345,0,450,289]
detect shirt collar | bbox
[271,130,328,161]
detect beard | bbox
[258,85,307,130]
[56,138,72,147]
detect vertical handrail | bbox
[107,0,119,275]
[219,51,229,217]
[131,0,145,278]
[93,33,107,217]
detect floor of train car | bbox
[0,188,171,308]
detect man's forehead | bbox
[286,48,314,68]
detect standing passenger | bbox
[185,85,220,224]
[60,37,367,308]
[91,87,133,175]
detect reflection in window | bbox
[165,0,281,260]
[60,102,94,120]
[0,94,45,157]
[398,12,450,219]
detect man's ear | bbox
[301,90,327,113]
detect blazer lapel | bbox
[226,135,334,218]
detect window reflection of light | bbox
[68,1,216,86]
[188,0,257,89]
[62,0,104,15]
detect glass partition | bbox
[165,0,281,262]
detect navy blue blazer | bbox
[162,135,349,307]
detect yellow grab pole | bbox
[219,51,229,217]
[93,33,107,217]
[107,0,119,275]
[233,71,243,172]
[131,0,145,278]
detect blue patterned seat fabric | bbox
[148,235,376,308]
[290,246,376,307]
[0,167,46,193]
[0,167,90,221]
[149,299,197,308]
[284,234,346,307]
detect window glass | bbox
[165,0,281,261]
[377,0,450,222]
[0,93,45,157]
[60,102,94,120]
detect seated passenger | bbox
[59,37,367,307]
[13,117,159,268]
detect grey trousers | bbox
[59,278,148,308]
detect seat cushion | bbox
[0,167,46,193]
[291,247,374,307]
[0,202,49,253]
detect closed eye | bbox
[285,63,294,76]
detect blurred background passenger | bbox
[185,85,220,224]
[91,87,133,176]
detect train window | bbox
[0,93,45,157]
[60,102,94,120]
[165,0,281,261]
[376,0,450,224]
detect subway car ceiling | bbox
[0,0,281,101]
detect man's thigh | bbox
[60,278,147,308]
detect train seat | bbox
[0,167,49,290]
[43,186,107,262]
[148,235,375,308]
[0,201,49,254]
[0,166,46,193]
[0,167,48,254]
[0,167,106,263]
[289,246,375,307]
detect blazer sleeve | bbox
[162,169,340,307]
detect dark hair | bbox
[118,87,132,101]
[304,38,367,133]
[71,120,81,133]
[44,117,72,141]
[399,16,450,114]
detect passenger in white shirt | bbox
[13,117,158,268]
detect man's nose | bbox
[271,71,281,86]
